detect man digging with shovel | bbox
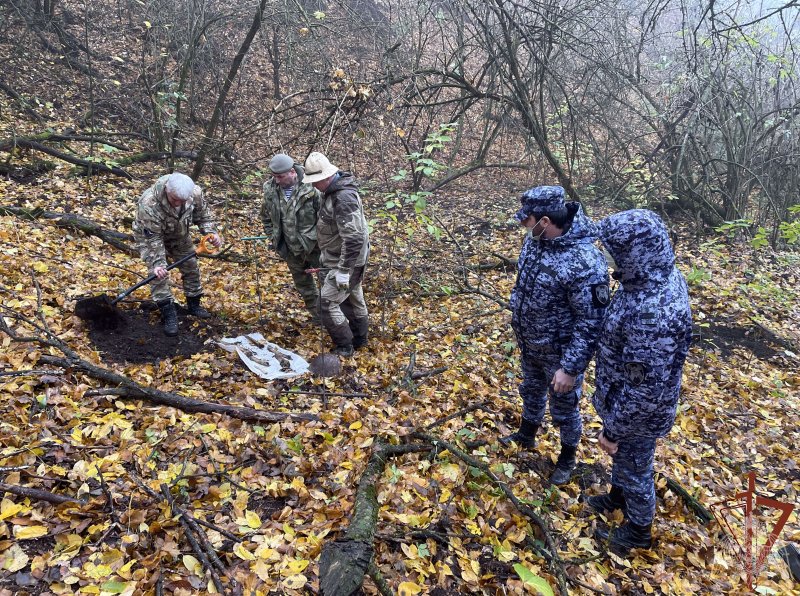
[133,172,223,336]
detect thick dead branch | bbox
[161,484,228,594]
[40,354,317,424]
[0,205,137,255]
[0,481,85,505]
[412,431,569,594]
[0,78,45,121]
[659,473,713,525]
[0,138,132,178]
[318,441,433,596]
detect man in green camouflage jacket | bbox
[261,153,322,322]
[302,152,370,357]
[132,172,222,336]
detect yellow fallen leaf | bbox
[14,525,48,540]
[398,581,422,595]
[183,554,202,576]
[284,559,309,575]
[0,498,27,520]
[245,510,262,529]
[2,543,29,572]
[283,574,307,589]
[234,543,255,561]
[348,421,362,430]
[33,262,49,273]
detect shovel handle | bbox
[111,252,198,305]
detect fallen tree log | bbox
[39,354,317,424]
[0,205,137,255]
[318,441,433,596]
[0,137,132,178]
[0,481,85,505]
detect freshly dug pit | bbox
[80,302,210,363]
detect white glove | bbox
[335,269,350,290]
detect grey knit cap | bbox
[269,153,294,174]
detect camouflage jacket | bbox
[593,209,693,441]
[260,165,321,258]
[510,203,609,375]
[316,172,370,272]
[132,175,217,269]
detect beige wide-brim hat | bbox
[302,152,338,183]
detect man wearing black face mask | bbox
[502,186,610,485]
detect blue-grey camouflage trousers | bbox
[519,355,583,447]
[610,438,657,525]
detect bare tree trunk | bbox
[192,0,268,180]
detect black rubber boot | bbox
[499,418,539,449]
[186,295,211,319]
[595,521,653,552]
[549,443,577,485]
[157,299,178,337]
[588,485,626,514]
[331,344,354,357]
[352,333,368,350]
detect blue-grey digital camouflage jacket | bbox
[510,203,609,375]
[593,209,693,441]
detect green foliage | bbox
[377,123,457,242]
[685,266,712,286]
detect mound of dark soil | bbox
[83,303,211,363]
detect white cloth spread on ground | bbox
[217,333,309,379]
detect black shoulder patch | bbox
[624,361,649,386]
[591,283,610,307]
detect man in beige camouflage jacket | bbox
[132,172,222,336]
[302,152,369,357]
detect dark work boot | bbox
[595,521,653,552]
[499,418,539,449]
[549,443,577,485]
[331,344,354,357]
[186,295,211,319]
[157,299,178,337]
[588,485,626,514]
[352,333,368,350]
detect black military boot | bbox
[499,418,539,449]
[595,521,653,552]
[587,485,626,514]
[157,299,178,337]
[331,344,354,357]
[329,322,354,357]
[186,295,211,318]
[549,443,577,485]
[352,333,368,350]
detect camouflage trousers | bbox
[284,249,320,313]
[520,355,583,447]
[610,438,657,526]
[136,234,202,303]
[320,265,368,347]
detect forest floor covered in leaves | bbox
[2,94,800,596]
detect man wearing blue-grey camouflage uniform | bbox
[133,172,222,336]
[261,153,322,323]
[302,152,370,357]
[590,209,692,552]
[503,186,609,485]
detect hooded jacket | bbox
[510,203,609,376]
[316,172,370,272]
[593,209,693,441]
